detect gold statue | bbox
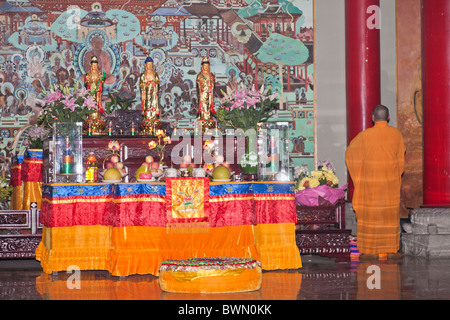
[139,56,161,135]
[196,56,216,121]
[84,56,106,134]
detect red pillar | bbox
[345,0,381,199]
[422,0,450,205]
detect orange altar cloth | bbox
[35,180,301,277]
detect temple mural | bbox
[0,0,314,176]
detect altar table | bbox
[35,180,302,277]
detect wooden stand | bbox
[0,202,41,259]
[295,199,351,262]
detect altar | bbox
[23,52,304,278]
[35,180,302,277]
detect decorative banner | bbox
[22,149,43,209]
[10,155,24,210]
[10,155,24,187]
[165,177,210,232]
[21,149,43,182]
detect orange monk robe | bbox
[345,121,405,254]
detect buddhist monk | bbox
[345,105,405,260]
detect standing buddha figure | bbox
[140,56,160,121]
[196,56,216,122]
[83,55,106,133]
[85,55,106,113]
[139,56,161,135]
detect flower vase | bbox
[239,128,258,175]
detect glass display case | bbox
[258,122,291,181]
[43,122,84,183]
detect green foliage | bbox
[217,84,278,132]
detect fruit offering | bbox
[104,168,122,181]
[212,165,231,180]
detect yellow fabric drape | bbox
[345,121,405,254]
[22,181,42,210]
[10,185,23,210]
[110,225,259,277]
[253,223,302,270]
[37,225,261,277]
[36,225,111,274]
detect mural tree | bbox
[255,32,309,109]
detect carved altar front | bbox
[82,135,242,182]
[295,200,351,262]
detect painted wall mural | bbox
[0,0,314,177]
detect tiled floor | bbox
[1,254,449,300]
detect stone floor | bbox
[1,254,450,301]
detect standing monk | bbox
[345,105,405,260]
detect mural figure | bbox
[62,48,74,69]
[0,0,315,173]
[83,35,115,85]
[27,48,48,87]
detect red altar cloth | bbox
[40,182,296,227]
[36,181,301,276]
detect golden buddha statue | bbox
[196,57,217,131]
[139,57,161,135]
[84,56,106,134]
[196,57,216,120]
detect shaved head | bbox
[372,105,390,122]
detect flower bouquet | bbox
[37,84,98,128]
[216,84,278,132]
[216,84,278,174]
[294,161,347,206]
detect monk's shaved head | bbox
[372,105,390,121]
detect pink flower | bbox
[231,99,244,110]
[83,96,97,110]
[248,84,260,98]
[76,87,89,97]
[45,90,63,103]
[234,88,247,100]
[246,96,260,108]
[62,96,77,111]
